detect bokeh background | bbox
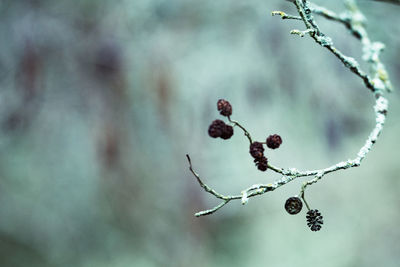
[0,0,399,266]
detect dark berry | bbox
[306,209,324,232]
[249,142,264,159]
[254,156,268,171]
[217,99,232,117]
[285,197,303,215]
[266,134,282,149]
[208,120,225,138]
[221,125,234,140]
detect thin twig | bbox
[186,154,228,201]
[271,11,302,20]
[228,116,253,144]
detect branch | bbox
[228,116,253,144]
[188,0,392,217]
[187,154,289,217]
[271,11,302,20]
[310,0,393,93]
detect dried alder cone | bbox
[208,119,234,139]
[285,197,303,215]
[266,134,282,149]
[306,209,324,232]
[217,99,232,117]
[284,197,324,232]
[249,142,265,159]
[221,124,234,139]
[255,156,268,171]
[208,119,225,138]
[249,133,282,172]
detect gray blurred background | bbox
[0,0,399,266]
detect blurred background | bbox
[0,0,399,266]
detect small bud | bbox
[266,134,282,149]
[249,142,264,159]
[220,125,234,140]
[254,156,268,171]
[217,99,232,117]
[208,120,225,138]
[306,209,324,232]
[284,197,303,215]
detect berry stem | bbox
[228,116,253,144]
[300,190,311,211]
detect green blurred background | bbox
[0,0,399,266]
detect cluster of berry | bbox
[249,133,282,172]
[208,99,234,140]
[208,99,283,172]
[249,142,268,171]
